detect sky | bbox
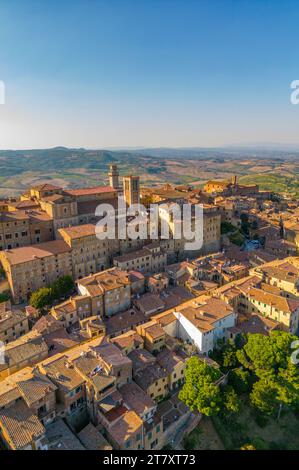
[0,0,299,149]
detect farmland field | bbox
[0,147,298,197]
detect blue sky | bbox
[0,0,299,149]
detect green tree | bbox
[222,344,239,370]
[210,338,241,372]
[237,331,299,415]
[228,368,251,394]
[250,379,279,416]
[51,275,74,299]
[237,331,297,378]
[223,386,241,415]
[30,287,53,310]
[179,357,222,416]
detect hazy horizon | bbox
[1,142,299,153]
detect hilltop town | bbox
[0,164,298,450]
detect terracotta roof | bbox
[135,363,168,390]
[0,367,57,410]
[128,270,145,282]
[154,312,177,327]
[66,186,116,196]
[41,194,65,203]
[0,210,30,222]
[141,321,165,339]
[128,348,156,375]
[9,200,40,210]
[0,331,48,371]
[228,314,282,336]
[248,287,299,314]
[110,330,144,351]
[78,423,112,450]
[33,314,63,335]
[108,410,143,446]
[1,240,71,265]
[156,349,187,374]
[46,418,85,450]
[58,224,96,240]
[0,387,22,408]
[120,382,155,417]
[39,356,85,392]
[0,309,27,334]
[104,308,147,336]
[27,210,53,222]
[95,342,132,368]
[134,293,165,314]
[78,268,131,295]
[77,198,118,214]
[0,400,45,449]
[177,297,235,333]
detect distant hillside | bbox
[0,147,298,198]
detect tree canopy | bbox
[29,275,74,309]
[179,357,223,416]
[30,287,53,310]
[236,331,299,415]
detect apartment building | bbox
[119,381,163,449]
[153,297,237,355]
[110,330,144,355]
[135,363,169,402]
[26,183,118,233]
[58,223,110,278]
[156,349,187,392]
[136,321,166,354]
[250,257,299,297]
[104,408,144,450]
[244,287,299,334]
[119,381,157,423]
[158,204,221,257]
[39,355,87,428]
[0,301,29,344]
[175,298,236,354]
[0,209,53,251]
[77,268,131,317]
[35,336,121,428]
[51,294,93,328]
[0,367,57,449]
[0,240,73,303]
[0,330,48,379]
[95,341,132,387]
[113,244,167,274]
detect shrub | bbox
[254,413,269,428]
[0,292,10,303]
[251,438,268,450]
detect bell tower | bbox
[123,175,140,205]
[108,164,120,190]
